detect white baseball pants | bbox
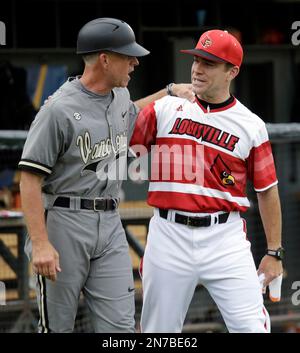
[141,209,270,333]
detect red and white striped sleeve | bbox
[246,124,278,192]
[129,101,157,152]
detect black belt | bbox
[53,197,118,211]
[159,209,230,227]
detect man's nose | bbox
[193,61,204,73]
[131,57,139,66]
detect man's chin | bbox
[192,85,205,96]
[116,81,129,88]
[123,77,131,86]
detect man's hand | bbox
[171,83,195,102]
[134,83,195,109]
[32,239,61,282]
[257,255,283,289]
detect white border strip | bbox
[149,181,250,207]
[38,274,48,333]
[19,161,51,175]
[254,180,278,192]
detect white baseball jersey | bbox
[130,95,278,213]
[131,95,274,333]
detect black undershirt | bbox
[196,94,234,110]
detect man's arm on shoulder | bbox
[134,83,194,109]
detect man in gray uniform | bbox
[18,18,194,333]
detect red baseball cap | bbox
[181,29,243,67]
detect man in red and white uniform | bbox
[130,30,283,333]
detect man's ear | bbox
[227,66,240,81]
[99,52,109,66]
[230,66,240,80]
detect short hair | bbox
[82,52,99,66]
[225,62,235,71]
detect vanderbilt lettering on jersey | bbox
[77,131,127,172]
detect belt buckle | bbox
[186,217,193,227]
[187,215,211,227]
[93,197,106,211]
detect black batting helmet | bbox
[76,18,150,57]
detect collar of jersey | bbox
[195,94,236,113]
[73,76,113,100]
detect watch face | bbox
[267,247,285,260]
[278,248,285,260]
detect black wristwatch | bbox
[266,247,285,261]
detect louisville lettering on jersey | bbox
[130,96,278,213]
[169,117,239,152]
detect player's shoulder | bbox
[154,95,191,112]
[39,77,84,114]
[31,79,80,128]
[234,98,266,129]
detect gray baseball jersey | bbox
[19,77,138,197]
[18,77,138,333]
